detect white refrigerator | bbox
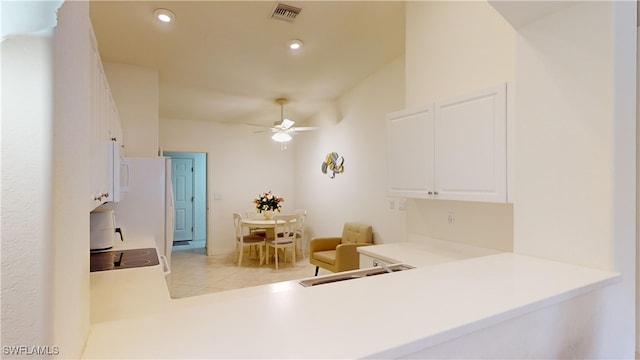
[112,157,175,267]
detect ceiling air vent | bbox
[271,3,301,23]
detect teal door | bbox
[172,158,194,241]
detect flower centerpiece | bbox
[253,191,284,219]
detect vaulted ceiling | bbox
[89,1,405,127]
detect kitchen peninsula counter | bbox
[89,237,173,324]
[83,245,619,359]
[358,236,503,268]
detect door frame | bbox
[163,151,208,250]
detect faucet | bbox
[373,259,393,273]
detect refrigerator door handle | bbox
[120,158,130,193]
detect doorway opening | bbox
[163,151,207,250]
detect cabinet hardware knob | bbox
[434,192,439,195]
[428,191,433,195]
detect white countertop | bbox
[90,237,173,324]
[358,236,502,267]
[83,245,619,359]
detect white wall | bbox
[514,2,614,270]
[294,57,406,244]
[2,33,56,356]
[515,2,635,356]
[1,1,92,358]
[159,118,295,255]
[406,200,513,252]
[404,1,515,251]
[405,1,515,106]
[52,3,93,357]
[103,62,159,157]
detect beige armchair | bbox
[309,222,373,276]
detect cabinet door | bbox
[387,105,434,198]
[359,254,377,269]
[89,37,104,209]
[105,82,124,145]
[89,29,111,210]
[109,100,123,144]
[434,84,507,203]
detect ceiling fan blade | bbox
[280,118,295,129]
[291,126,319,132]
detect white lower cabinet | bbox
[387,83,511,203]
[359,254,379,269]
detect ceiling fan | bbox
[254,98,319,146]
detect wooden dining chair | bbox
[266,214,297,270]
[275,209,307,258]
[233,213,265,266]
[243,209,267,237]
[294,209,307,257]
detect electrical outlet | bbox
[447,211,455,226]
[398,199,406,210]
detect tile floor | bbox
[167,244,328,298]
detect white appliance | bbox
[111,157,174,268]
[89,209,121,250]
[107,140,129,203]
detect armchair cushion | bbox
[341,223,373,244]
[313,250,337,265]
[310,222,373,273]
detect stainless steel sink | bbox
[299,264,414,287]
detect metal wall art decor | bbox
[322,152,344,178]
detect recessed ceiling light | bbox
[287,39,303,50]
[154,8,175,23]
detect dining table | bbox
[240,217,295,239]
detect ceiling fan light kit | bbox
[272,132,292,142]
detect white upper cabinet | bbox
[434,84,507,203]
[387,83,511,203]
[108,98,123,145]
[89,30,109,210]
[89,26,123,210]
[387,105,435,199]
